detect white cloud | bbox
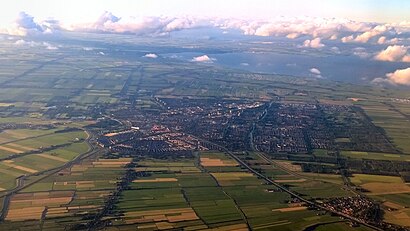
[310,68,321,75]
[64,12,208,36]
[352,47,371,59]
[0,12,54,36]
[303,38,324,48]
[341,35,354,43]
[192,55,214,63]
[309,68,323,78]
[43,42,58,50]
[354,25,388,43]
[385,68,410,86]
[144,53,158,58]
[14,39,58,50]
[374,45,410,62]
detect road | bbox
[0,129,101,221]
[194,136,383,231]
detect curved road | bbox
[0,129,100,221]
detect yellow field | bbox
[211,172,254,186]
[6,207,45,221]
[384,208,410,227]
[200,157,238,167]
[6,191,75,221]
[124,207,199,225]
[36,153,68,162]
[1,161,38,173]
[362,183,410,195]
[6,143,35,151]
[273,161,302,172]
[0,145,23,154]
[272,206,307,212]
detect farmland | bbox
[109,151,363,230]
[0,32,410,230]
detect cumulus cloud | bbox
[374,68,410,86]
[14,39,58,50]
[310,68,321,75]
[223,17,373,41]
[144,53,158,58]
[354,25,388,43]
[377,36,387,44]
[303,38,325,48]
[341,35,354,43]
[64,12,208,36]
[309,68,323,78]
[374,45,410,62]
[0,12,55,36]
[192,55,214,63]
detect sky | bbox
[1,0,410,24]
[1,0,410,87]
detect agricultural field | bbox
[111,151,355,230]
[0,125,90,193]
[349,174,410,227]
[0,154,129,230]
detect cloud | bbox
[0,12,54,36]
[43,42,58,50]
[385,68,410,86]
[64,12,208,36]
[303,38,324,48]
[14,39,58,50]
[144,53,158,58]
[309,68,323,78]
[377,36,387,44]
[286,33,299,39]
[341,35,354,43]
[353,25,388,43]
[352,47,371,59]
[330,46,341,54]
[192,55,214,63]
[310,68,321,75]
[374,45,410,62]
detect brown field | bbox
[362,183,410,195]
[6,207,45,221]
[0,145,23,154]
[273,161,302,172]
[46,205,100,218]
[36,153,67,162]
[384,201,404,210]
[7,191,75,221]
[135,166,201,173]
[133,178,178,183]
[272,206,307,212]
[124,207,199,225]
[200,157,238,167]
[384,208,410,227]
[1,161,38,173]
[6,143,35,151]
